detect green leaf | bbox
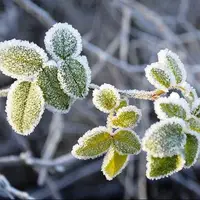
[154,92,190,120]
[113,129,141,155]
[145,62,172,90]
[146,154,185,180]
[72,127,112,159]
[115,98,129,112]
[0,39,48,79]
[158,49,186,84]
[58,56,91,99]
[192,99,200,118]
[102,147,128,180]
[142,118,186,157]
[111,105,141,128]
[6,81,45,135]
[92,84,120,113]
[44,22,82,60]
[184,133,199,168]
[36,62,74,113]
[187,116,200,133]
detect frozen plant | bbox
[0,22,200,180]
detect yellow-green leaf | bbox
[36,62,74,113]
[145,62,173,90]
[187,116,200,133]
[93,84,120,113]
[115,98,129,112]
[102,147,128,180]
[184,133,199,168]
[146,154,185,180]
[72,127,112,159]
[113,129,141,155]
[0,39,48,79]
[111,105,141,128]
[6,81,45,135]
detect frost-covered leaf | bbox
[181,82,198,103]
[58,56,91,98]
[191,99,200,118]
[111,106,141,128]
[184,133,199,168]
[102,147,128,180]
[158,49,186,84]
[93,84,120,113]
[113,129,141,155]
[187,116,200,133]
[146,154,185,180]
[0,39,48,79]
[6,81,44,135]
[154,92,190,120]
[44,23,82,60]
[142,118,186,157]
[145,62,174,90]
[115,98,129,112]
[36,61,74,113]
[71,127,112,159]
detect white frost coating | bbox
[6,80,45,136]
[191,98,200,115]
[154,92,191,120]
[71,126,111,160]
[101,147,129,181]
[0,39,48,79]
[44,22,82,60]
[158,49,187,84]
[76,55,91,98]
[146,154,185,180]
[57,56,91,99]
[43,60,58,68]
[111,105,142,128]
[145,62,175,91]
[142,117,187,158]
[93,83,120,113]
[181,82,198,102]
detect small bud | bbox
[92,84,120,113]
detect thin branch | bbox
[0,175,34,200]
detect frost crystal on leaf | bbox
[142,118,186,158]
[101,147,129,181]
[146,154,185,180]
[58,56,91,99]
[44,22,82,60]
[145,62,175,91]
[184,133,199,168]
[158,49,186,84]
[6,80,45,135]
[154,92,190,120]
[36,64,74,113]
[113,129,141,155]
[111,105,142,128]
[181,82,198,103]
[71,126,112,159]
[0,39,48,79]
[92,84,120,113]
[187,116,200,134]
[191,98,200,118]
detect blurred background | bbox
[0,0,200,199]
